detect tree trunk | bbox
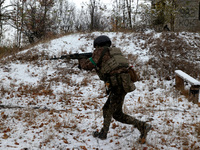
[126,0,132,29]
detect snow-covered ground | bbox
[0,31,200,149]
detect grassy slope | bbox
[0,31,200,150]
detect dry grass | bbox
[147,32,200,80]
[125,32,200,81]
[0,46,20,60]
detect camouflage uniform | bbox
[79,46,151,142]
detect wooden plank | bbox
[189,85,200,104]
[175,74,184,91]
[175,70,200,105]
[175,70,200,86]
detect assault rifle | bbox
[50,52,93,60]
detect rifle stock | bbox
[50,52,93,60]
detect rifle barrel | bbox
[50,52,93,60]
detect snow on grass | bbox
[0,31,200,150]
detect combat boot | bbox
[93,128,107,140]
[138,123,152,144]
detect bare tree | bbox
[111,0,152,31]
[75,6,90,31]
[133,0,139,23]
[12,0,25,47]
[112,0,133,30]
[38,0,54,37]
[89,0,96,31]
[10,0,55,44]
[0,0,5,42]
[111,0,122,30]
[126,0,132,29]
[0,0,11,44]
[87,0,107,31]
[53,0,76,33]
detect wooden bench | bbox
[175,70,200,104]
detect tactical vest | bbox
[97,47,129,81]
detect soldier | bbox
[78,35,151,144]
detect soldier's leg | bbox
[93,93,115,140]
[112,92,143,126]
[112,92,151,143]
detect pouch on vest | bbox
[110,75,119,87]
[120,73,136,93]
[128,66,139,82]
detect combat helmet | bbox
[94,35,111,48]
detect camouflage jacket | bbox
[79,47,136,93]
[79,47,128,81]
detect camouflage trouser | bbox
[101,86,144,134]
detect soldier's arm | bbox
[78,58,94,70]
[78,48,103,70]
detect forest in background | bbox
[0,0,198,54]
[0,0,152,47]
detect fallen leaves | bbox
[1,112,8,119]
[3,127,11,133]
[2,133,9,139]
[112,123,119,129]
[81,129,86,133]
[80,146,87,150]
[62,137,69,144]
